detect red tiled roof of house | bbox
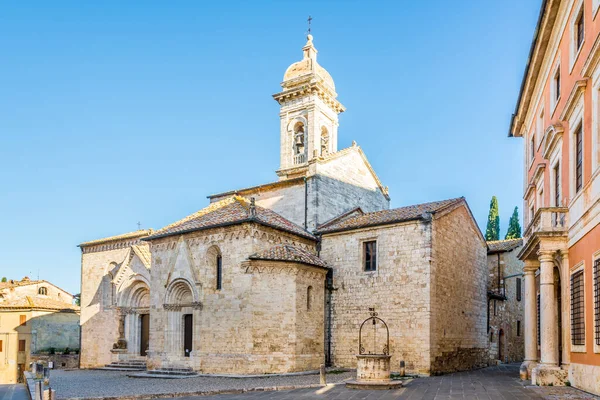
[0,296,79,312]
[487,238,523,253]
[249,244,327,268]
[316,197,464,234]
[145,196,316,241]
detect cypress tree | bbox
[485,196,500,241]
[505,207,522,239]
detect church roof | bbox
[145,196,316,241]
[487,238,523,254]
[249,244,327,269]
[316,197,465,234]
[0,295,79,312]
[79,229,154,247]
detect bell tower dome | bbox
[273,34,345,180]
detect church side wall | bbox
[320,221,432,374]
[430,205,488,374]
[80,247,129,368]
[311,151,389,231]
[148,223,318,373]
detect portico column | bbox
[539,250,558,366]
[523,262,539,369]
[560,250,570,368]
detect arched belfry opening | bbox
[293,121,306,164]
[321,126,329,155]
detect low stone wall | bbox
[30,354,79,369]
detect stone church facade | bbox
[79,34,489,375]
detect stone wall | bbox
[147,223,324,373]
[30,310,80,353]
[30,354,79,369]
[320,220,433,374]
[487,246,524,364]
[430,204,488,374]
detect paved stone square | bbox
[41,365,599,400]
[180,365,598,400]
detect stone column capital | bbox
[537,250,555,263]
[524,259,540,272]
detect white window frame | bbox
[551,60,562,115]
[537,108,545,150]
[568,101,585,201]
[570,261,587,353]
[550,157,562,207]
[593,71,600,173]
[570,0,585,72]
[595,0,600,19]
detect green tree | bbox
[1,277,6,282]
[485,196,500,241]
[505,207,522,239]
[73,294,81,307]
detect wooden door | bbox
[184,314,193,357]
[140,314,150,357]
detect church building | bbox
[79,34,489,376]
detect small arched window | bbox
[216,254,223,290]
[307,286,313,311]
[38,287,47,295]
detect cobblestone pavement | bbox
[47,365,599,400]
[49,369,354,399]
[0,384,29,400]
[185,365,599,400]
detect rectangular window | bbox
[516,278,522,302]
[531,136,536,163]
[216,254,222,290]
[554,67,561,101]
[18,340,25,352]
[575,125,583,192]
[0,340,2,352]
[576,9,585,50]
[594,258,600,345]
[554,162,561,206]
[19,315,26,326]
[571,270,585,346]
[363,241,377,272]
[517,321,521,337]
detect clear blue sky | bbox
[0,1,540,294]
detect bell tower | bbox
[273,34,345,180]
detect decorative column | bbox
[522,260,539,376]
[539,250,558,366]
[560,250,570,368]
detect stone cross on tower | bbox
[307,16,312,35]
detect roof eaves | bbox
[247,257,329,271]
[317,215,425,235]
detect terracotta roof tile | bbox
[249,244,327,268]
[316,197,464,234]
[487,238,523,253]
[146,196,316,241]
[79,229,154,247]
[0,296,79,312]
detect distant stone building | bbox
[0,277,79,383]
[79,34,489,376]
[486,239,524,364]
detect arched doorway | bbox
[120,280,150,357]
[164,279,200,360]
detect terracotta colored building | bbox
[509,0,600,394]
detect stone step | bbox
[100,366,147,371]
